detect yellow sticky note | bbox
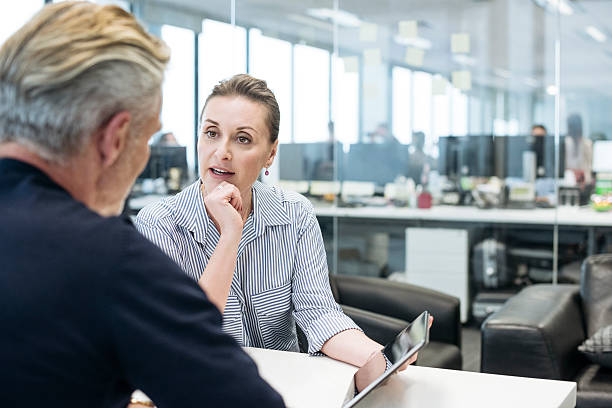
[342,56,359,73]
[363,48,381,66]
[360,22,378,42]
[404,48,424,67]
[432,76,448,95]
[451,33,470,54]
[452,70,471,91]
[398,20,418,39]
[363,82,379,100]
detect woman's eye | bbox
[237,135,251,144]
[205,130,217,138]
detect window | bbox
[161,25,196,170]
[452,88,468,136]
[332,56,359,145]
[392,66,412,144]
[198,19,247,116]
[293,44,330,143]
[0,0,44,45]
[249,29,292,144]
[432,77,450,141]
[412,71,432,138]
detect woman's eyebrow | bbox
[204,119,219,125]
[237,126,258,134]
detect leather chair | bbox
[481,254,612,408]
[329,274,462,370]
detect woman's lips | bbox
[209,167,235,179]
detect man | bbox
[0,3,284,407]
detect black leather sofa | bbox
[481,254,612,408]
[329,274,462,370]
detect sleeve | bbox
[101,229,285,408]
[291,203,361,354]
[134,208,183,266]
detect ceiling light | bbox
[533,0,574,16]
[523,77,539,87]
[493,68,511,79]
[452,54,476,66]
[585,26,607,43]
[306,8,362,28]
[546,85,558,95]
[287,14,332,31]
[393,35,432,50]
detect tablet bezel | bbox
[343,310,430,408]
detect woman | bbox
[136,74,422,386]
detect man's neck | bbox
[0,142,97,211]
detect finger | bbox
[428,315,434,329]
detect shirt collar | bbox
[174,180,291,243]
[251,181,292,233]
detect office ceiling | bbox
[158,0,612,96]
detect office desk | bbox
[245,347,577,408]
[315,205,612,255]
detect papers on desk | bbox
[245,347,356,408]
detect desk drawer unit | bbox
[405,227,469,322]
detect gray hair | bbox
[0,2,170,162]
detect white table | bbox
[245,347,577,408]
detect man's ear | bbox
[266,139,279,167]
[96,111,131,168]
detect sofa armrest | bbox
[332,274,461,347]
[481,284,587,380]
[340,305,409,346]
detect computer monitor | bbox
[437,136,461,178]
[461,135,495,177]
[494,135,563,180]
[139,145,188,182]
[278,142,344,181]
[438,135,495,178]
[343,143,408,186]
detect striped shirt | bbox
[135,180,359,354]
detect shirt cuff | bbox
[305,311,362,354]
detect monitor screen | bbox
[139,145,188,181]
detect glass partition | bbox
[8,0,608,325]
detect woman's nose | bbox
[215,139,232,160]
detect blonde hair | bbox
[0,1,170,161]
[202,74,280,143]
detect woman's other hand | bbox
[202,181,244,237]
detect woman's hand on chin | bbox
[202,182,244,237]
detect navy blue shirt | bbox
[0,159,284,408]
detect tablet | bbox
[343,310,430,408]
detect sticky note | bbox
[432,76,448,95]
[451,33,470,54]
[452,70,471,91]
[360,22,378,42]
[363,48,381,66]
[398,20,418,39]
[404,48,424,67]
[342,56,359,73]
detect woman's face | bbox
[198,95,277,197]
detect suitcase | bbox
[473,239,510,289]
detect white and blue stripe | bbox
[135,180,360,354]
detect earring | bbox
[265,168,270,176]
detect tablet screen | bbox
[343,310,430,408]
